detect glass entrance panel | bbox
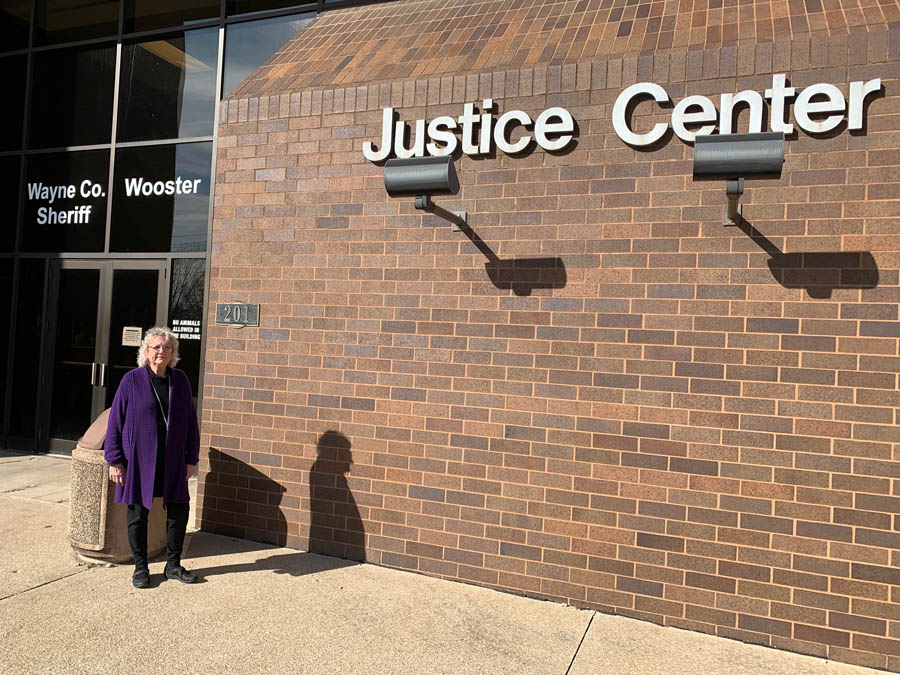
[0,259,13,440]
[10,259,46,441]
[49,267,100,441]
[45,260,165,452]
[105,268,160,408]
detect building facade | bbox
[0,1,379,453]
[201,0,900,669]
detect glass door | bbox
[46,263,103,447]
[43,260,166,453]
[105,265,167,408]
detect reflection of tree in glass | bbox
[168,258,205,391]
[169,258,205,319]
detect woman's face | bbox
[145,336,174,370]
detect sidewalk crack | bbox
[1,486,35,494]
[565,611,595,675]
[0,569,87,602]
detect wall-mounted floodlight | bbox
[384,155,467,230]
[693,132,784,225]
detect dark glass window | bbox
[227,1,315,17]
[0,157,20,251]
[29,44,115,149]
[123,0,220,33]
[33,0,119,45]
[104,268,158,409]
[0,0,31,52]
[223,11,313,96]
[0,259,11,433]
[9,258,44,438]
[0,55,26,151]
[168,258,205,393]
[21,150,109,252]
[110,141,211,252]
[50,266,100,440]
[117,28,219,142]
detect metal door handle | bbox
[91,362,99,386]
[99,363,108,388]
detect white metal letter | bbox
[493,110,532,154]
[534,107,575,151]
[426,116,458,156]
[794,83,845,134]
[362,107,394,161]
[394,118,426,158]
[612,82,669,146]
[719,90,764,135]
[671,95,718,142]
[765,74,796,135]
[848,78,882,131]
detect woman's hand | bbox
[109,463,125,486]
[186,464,196,480]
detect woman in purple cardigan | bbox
[105,327,200,588]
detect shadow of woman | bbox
[190,438,365,578]
[309,430,366,562]
[200,447,287,546]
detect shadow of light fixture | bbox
[384,156,567,296]
[458,223,566,296]
[692,132,878,298]
[731,215,878,299]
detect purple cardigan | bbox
[104,367,200,510]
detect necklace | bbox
[150,372,170,430]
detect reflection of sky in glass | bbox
[178,27,219,138]
[119,27,218,141]
[223,12,314,96]
[171,142,212,252]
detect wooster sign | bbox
[363,75,881,161]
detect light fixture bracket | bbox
[724,177,744,225]
[415,194,467,231]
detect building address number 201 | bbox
[215,302,259,328]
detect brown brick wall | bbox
[203,18,900,672]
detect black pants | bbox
[126,502,189,570]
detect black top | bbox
[149,368,170,498]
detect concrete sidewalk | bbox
[0,450,879,674]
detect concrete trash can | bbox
[68,409,166,563]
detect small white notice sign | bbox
[122,326,142,347]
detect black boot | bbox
[163,503,197,583]
[126,505,150,588]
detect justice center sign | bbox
[362,74,881,161]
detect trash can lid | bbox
[78,409,111,450]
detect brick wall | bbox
[201,20,900,672]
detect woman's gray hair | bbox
[136,326,180,368]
